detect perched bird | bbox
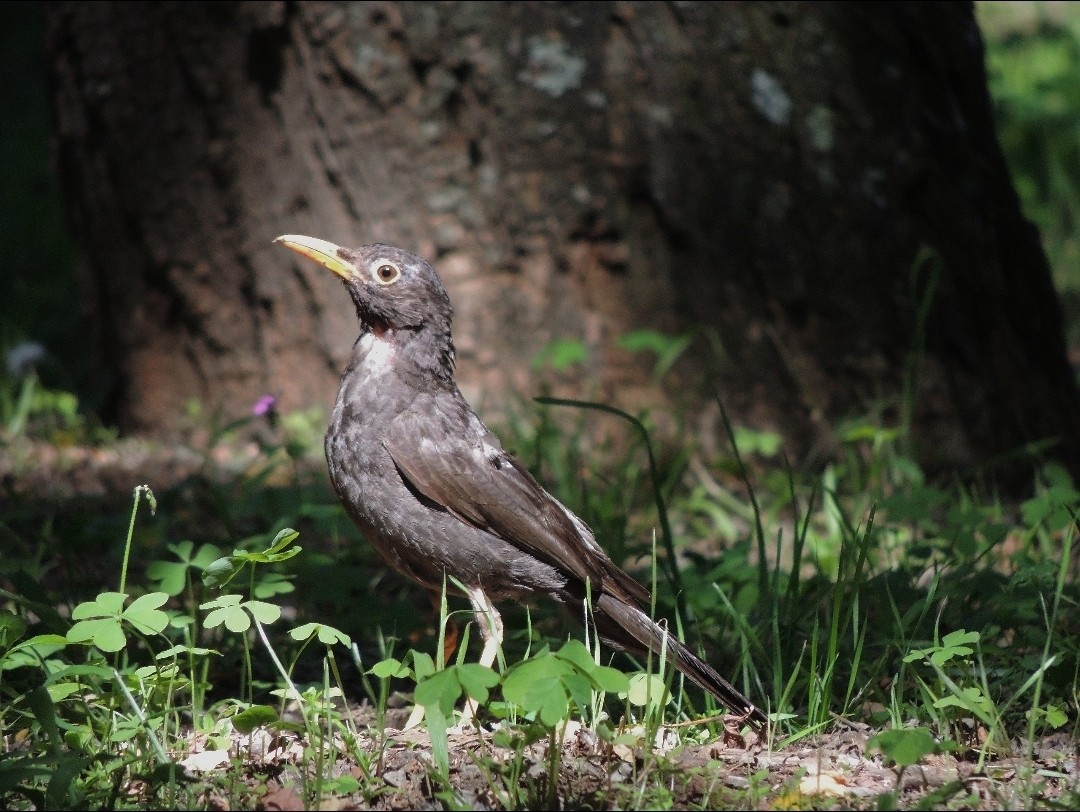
[275,234,766,728]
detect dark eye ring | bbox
[374,263,399,283]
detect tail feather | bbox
[595,593,767,729]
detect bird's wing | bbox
[383,397,648,605]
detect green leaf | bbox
[28,685,62,751]
[67,618,126,652]
[123,592,170,635]
[841,422,900,444]
[411,651,436,683]
[191,543,225,568]
[930,630,980,666]
[368,657,410,679]
[732,426,783,457]
[45,754,93,810]
[616,330,692,379]
[503,653,572,726]
[553,639,594,672]
[156,643,216,659]
[243,600,281,625]
[289,622,352,648]
[219,607,251,633]
[590,664,630,694]
[935,686,994,715]
[531,337,588,372]
[0,609,29,647]
[145,561,188,597]
[929,647,969,667]
[203,600,251,632]
[253,572,295,599]
[147,540,221,596]
[560,670,594,710]
[868,728,939,768]
[415,668,463,716]
[1029,703,1069,729]
[201,530,301,591]
[425,702,450,779]
[1045,705,1069,728]
[2,634,68,672]
[880,486,948,524]
[46,682,85,702]
[266,528,300,554]
[456,663,499,704]
[316,624,351,647]
[201,556,241,589]
[71,592,127,620]
[200,594,242,610]
[625,672,670,708]
[65,592,168,649]
[324,775,361,794]
[941,629,980,648]
[41,663,114,686]
[1021,477,1080,532]
[233,705,279,734]
[169,540,196,561]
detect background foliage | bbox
[977,2,1080,345]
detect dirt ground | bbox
[177,704,1079,810]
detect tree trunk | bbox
[47,1,1080,479]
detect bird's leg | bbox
[454,586,503,730]
[467,585,504,670]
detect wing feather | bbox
[383,400,647,603]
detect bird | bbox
[274,234,767,729]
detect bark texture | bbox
[47,1,1080,477]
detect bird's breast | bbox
[328,332,401,450]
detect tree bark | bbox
[47,1,1080,479]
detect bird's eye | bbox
[372,262,400,284]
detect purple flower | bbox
[252,394,278,417]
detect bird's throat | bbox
[353,330,397,378]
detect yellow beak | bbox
[274,234,355,280]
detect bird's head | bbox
[275,235,453,337]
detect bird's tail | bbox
[594,593,768,729]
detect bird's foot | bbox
[728,704,766,730]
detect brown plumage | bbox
[275,234,766,728]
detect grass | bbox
[2,387,1078,810]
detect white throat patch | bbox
[357,331,396,377]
